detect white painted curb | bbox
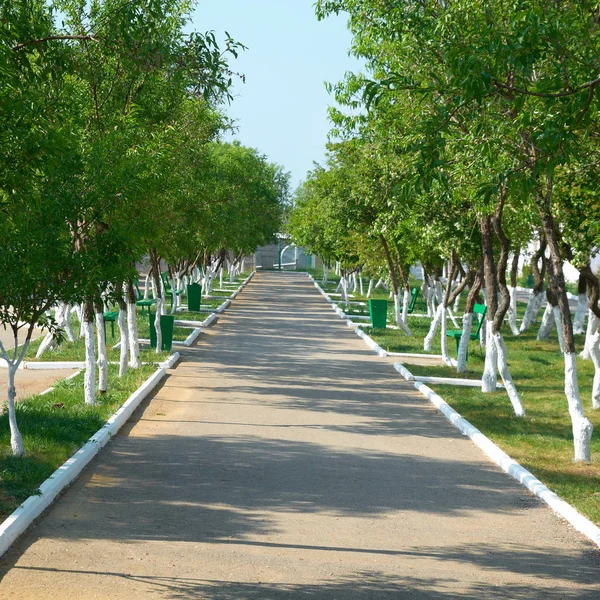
[0,352,180,558]
[308,271,600,549]
[216,299,231,314]
[392,360,600,548]
[388,351,443,359]
[183,328,202,347]
[307,275,389,357]
[201,313,217,328]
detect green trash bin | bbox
[187,283,202,312]
[149,312,175,351]
[368,299,388,329]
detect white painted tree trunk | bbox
[160,288,167,316]
[95,310,108,393]
[154,298,163,353]
[322,265,328,285]
[118,308,128,377]
[144,272,151,299]
[580,311,598,360]
[170,275,177,315]
[520,291,544,332]
[359,274,364,296]
[341,276,348,303]
[426,285,436,318]
[241,259,245,273]
[36,331,56,358]
[563,352,594,462]
[394,294,412,335]
[481,322,498,392]
[402,289,410,323]
[457,312,473,373]
[552,306,565,353]
[366,279,373,298]
[84,320,96,405]
[507,287,520,336]
[537,303,555,340]
[589,332,600,410]
[219,267,224,289]
[127,301,140,369]
[229,264,235,283]
[493,332,525,416]
[434,280,443,305]
[63,304,76,343]
[6,363,24,456]
[440,308,456,367]
[375,278,387,291]
[424,304,443,351]
[573,293,588,335]
[453,290,461,313]
[76,303,85,339]
[151,276,157,299]
[37,306,63,357]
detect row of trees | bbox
[290,0,600,462]
[0,1,285,456]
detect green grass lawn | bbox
[366,313,600,525]
[309,269,600,524]
[19,277,246,362]
[0,364,156,519]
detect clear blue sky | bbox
[191,1,363,190]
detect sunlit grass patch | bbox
[0,364,156,518]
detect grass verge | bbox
[0,364,156,519]
[366,315,600,525]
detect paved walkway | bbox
[0,272,598,599]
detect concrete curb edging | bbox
[306,274,389,357]
[306,272,600,549]
[393,364,600,547]
[0,352,181,558]
[0,273,257,555]
[183,328,202,347]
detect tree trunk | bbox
[578,264,600,409]
[508,250,520,335]
[481,216,499,391]
[573,271,588,335]
[94,299,108,394]
[117,295,128,377]
[424,305,443,352]
[83,300,96,405]
[126,280,140,368]
[6,363,24,456]
[62,303,76,343]
[149,249,163,352]
[537,188,593,462]
[488,211,524,415]
[520,237,547,332]
[457,268,482,373]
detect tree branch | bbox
[12,35,98,52]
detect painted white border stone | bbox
[0,352,180,558]
[308,272,600,549]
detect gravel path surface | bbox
[0,272,598,599]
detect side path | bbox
[0,272,598,599]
